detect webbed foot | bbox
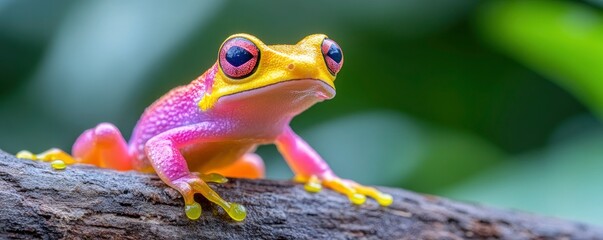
[16,148,76,170]
[295,174,393,206]
[172,173,246,221]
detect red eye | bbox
[321,38,343,75]
[219,37,260,79]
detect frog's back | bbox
[128,64,218,160]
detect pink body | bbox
[72,63,336,187]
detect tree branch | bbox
[0,149,601,239]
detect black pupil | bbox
[226,46,253,67]
[327,44,342,63]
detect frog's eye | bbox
[321,38,343,75]
[219,37,260,79]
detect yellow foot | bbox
[16,148,76,170]
[295,175,393,207]
[173,173,246,221]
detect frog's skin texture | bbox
[17,34,393,221]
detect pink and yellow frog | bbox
[17,34,392,221]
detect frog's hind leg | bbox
[210,153,265,179]
[17,123,134,171]
[71,123,134,171]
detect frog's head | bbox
[199,33,342,117]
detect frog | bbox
[17,33,393,221]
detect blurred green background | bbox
[1,0,602,225]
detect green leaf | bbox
[479,0,603,117]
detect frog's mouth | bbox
[214,79,335,114]
[220,79,335,101]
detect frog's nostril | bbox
[287,63,295,70]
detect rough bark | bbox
[0,149,601,240]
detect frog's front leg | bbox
[145,123,246,221]
[275,126,393,206]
